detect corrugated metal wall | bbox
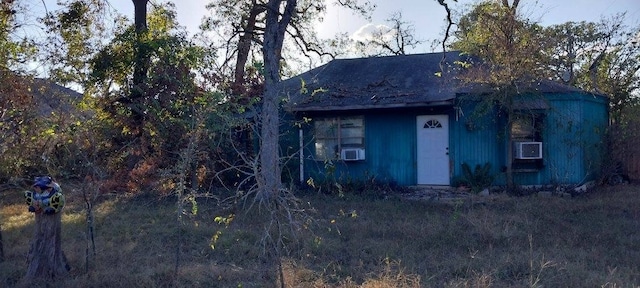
[542,94,608,184]
[545,98,585,184]
[450,103,505,184]
[364,112,417,185]
[450,92,608,186]
[296,92,608,187]
[301,111,419,186]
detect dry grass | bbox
[1,184,639,287]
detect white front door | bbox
[416,115,450,185]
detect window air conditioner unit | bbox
[513,142,542,159]
[341,148,365,161]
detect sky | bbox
[36,0,640,55]
[142,0,640,53]
[334,0,639,49]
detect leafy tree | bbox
[0,0,44,179]
[539,21,607,86]
[87,3,213,191]
[33,1,126,183]
[590,39,640,125]
[39,0,120,86]
[201,0,374,100]
[202,1,372,286]
[540,16,639,120]
[452,0,547,83]
[201,0,266,98]
[450,0,548,188]
[0,0,37,72]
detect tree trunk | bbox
[259,84,282,200]
[132,0,149,90]
[131,0,150,156]
[258,0,296,200]
[0,228,4,262]
[259,2,296,286]
[25,212,69,280]
[505,92,515,190]
[233,0,263,96]
[505,116,514,189]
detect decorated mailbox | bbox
[24,176,65,214]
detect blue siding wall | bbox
[450,92,608,186]
[449,102,505,185]
[293,92,607,187]
[365,112,416,185]
[541,93,608,184]
[300,111,420,186]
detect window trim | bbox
[314,116,365,161]
[510,112,545,171]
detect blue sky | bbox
[26,0,638,84]
[137,0,639,53]
[37,0,639,53]
[56,1,635,34]
[324,0,639,41]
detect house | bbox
[280,51,609,187]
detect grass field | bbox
[1,184,639,287]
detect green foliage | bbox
[81,3,237,192]
[452,1,547,84]
[1,0,37,161]
[40,0,118,85]
[458,162,494,193]
[451,1,552,188]
[0,76,58,180]
[0,1,250,193]
[0,1,37,71]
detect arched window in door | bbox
[423,119,443,129]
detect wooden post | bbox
[25,211,70,280]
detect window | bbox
[314,116,364,160]
[423,119,443,128]
[511,114,541,141]
[511,113,544,169]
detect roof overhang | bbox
[287,99,455,112]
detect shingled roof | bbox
[283,51,466,112]
[282,51,594,112]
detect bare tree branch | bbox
[436,0,456,72]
